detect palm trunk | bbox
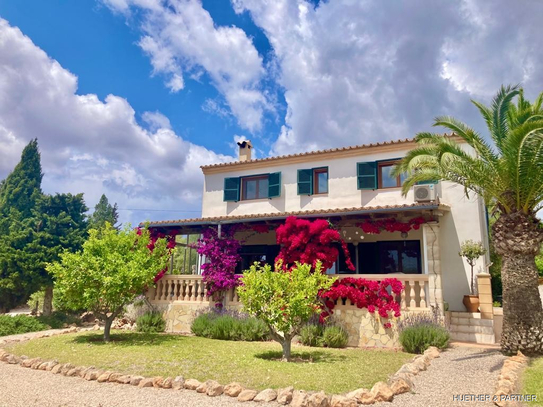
[42,285,53,316]
[493,212,543,356]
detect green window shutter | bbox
[268,172,281,198]
[223,177,241,202]
[297,169,313,195]
[357,162,377,190]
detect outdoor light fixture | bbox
[401,231,408,239]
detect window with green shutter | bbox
[268,172,282,198]
[357,162,377,189]
[297,169,313,195]
[223,177,241,202]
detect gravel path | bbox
[375,344,506,407]
[0,361,267,407]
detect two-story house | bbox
[147,137,499,346]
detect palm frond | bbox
[489,84,521,151]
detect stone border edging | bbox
[0,329,441,406]
[493,351,529,407]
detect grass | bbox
[5,331,412,393]
[522,357,543,406]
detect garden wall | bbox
[160,302,409,348]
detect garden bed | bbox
[5,331,412,394]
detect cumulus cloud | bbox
[0,18,232,224]
[232,0,543,155]
[101,0,270,132]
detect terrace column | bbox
[422,223,444,312]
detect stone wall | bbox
[161,301,422,348]
[333,307,400,348]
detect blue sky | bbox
[0,0,280,155]
[0,0,542,225]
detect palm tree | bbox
[394,85,543,355]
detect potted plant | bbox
[459,240,487,312]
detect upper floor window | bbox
[357,160,406,190]
[242,175,268,200]
[378,160,408,189]
[223,172,281,202]
[297,167,329,195]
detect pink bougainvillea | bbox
[319,277,404,326]
[275,216,355,271]
[192,226,241,298]
[357,216,427,234]
[138,227,178,283]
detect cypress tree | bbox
[0,139,43,312]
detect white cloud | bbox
[232,0,543,155]
[101,0,270,132]
[0,18,232,224]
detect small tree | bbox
[47,223,170,341]
[237,262,334,361]
[459,240,487,295]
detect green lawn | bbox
[5,331,411,393]
[523,357,543,406]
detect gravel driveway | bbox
[375,344,506,407]
[0,361,266,407]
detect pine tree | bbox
[33,193,89,315]
[89,194,119,230]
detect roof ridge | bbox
[201,133,459,170]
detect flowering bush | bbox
[357,216,427,234]
[320,277,404,326]
[193,226,241,298]
[139,227,178,283]
[275,216,355,271]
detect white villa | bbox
[147,137,502,347]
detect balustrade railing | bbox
[147,273,430,310]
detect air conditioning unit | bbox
[414,184,437,202]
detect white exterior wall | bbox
[202,143,490,311]
[439,183,490,311]
[202,148,417,218]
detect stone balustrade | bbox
[147,273,430,310]
[336,274,430,310]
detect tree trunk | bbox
[103,317,113,342]
[102,307,123,342]
[281,339,292,362]
[493,212,543,356]
[42,285,53,316]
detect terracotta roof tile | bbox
[201,134,461,170]
[147,202,450,228]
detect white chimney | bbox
[237,140,253,162]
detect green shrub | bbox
[399,324,450,354]
[299,324,323,347]
[536,250,543,277]
[191,310,268,341]
[136,311,166,333]
[238,317,268,341]
[322,325,349,348]
[37,311,80,329]
[0,315,49,336]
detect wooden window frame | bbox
[378,240,422,274]
[313,167,328,195]
[241,175,269,201]
[377,160,402,189]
